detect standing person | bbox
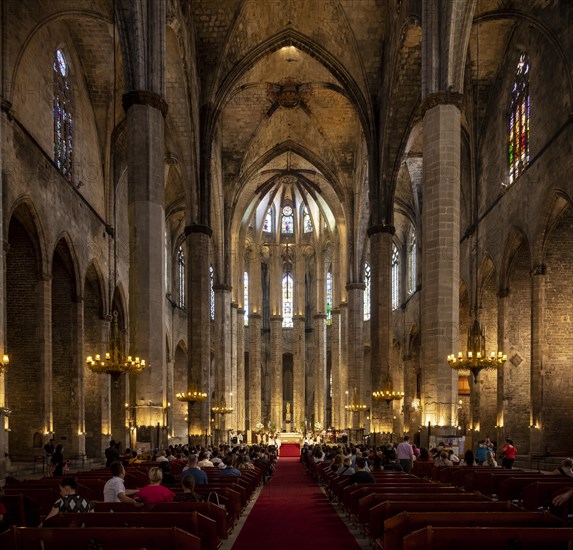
[51,444,65,477]
[103,462,140,504]
[41,477,93,524]
[44,439,55,474]
[396,435,414,473]
[105,440,119,467]
[476,440,489,465]
[501,438,517,469]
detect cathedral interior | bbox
[0,0,572,472]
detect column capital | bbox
[331,308,341,315]
[339,301,348,309]
[237,308,245,315]
[530,264,546,276]
[213,283,232,292]
[122,90,169,118]
[314,313,328,320]
[346,282,366,292]
[419,91,464,118]
[249,312,262,320]
[293,314,305,322]
[367,224,395,237]
[185,224,213,237]
[270,315,284,322]
[1,98,14,120]
[231,302,238,309]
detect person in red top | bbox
[501,438,517,469]
[133,467,175,503]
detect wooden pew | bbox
[466,469,532,496]
[0,526,201,549]
[524,481,573,511]
[48,511,218,550]
[402,526,573,550]
[499,476,573,502]
[1,494,41,527]
[92,500,229,539]
[382,511,563,550]
[367,497,513,540]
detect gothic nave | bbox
[1,0,573,475]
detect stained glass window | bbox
[210,265,215,320]
[407,230,417,295]
[243,271,249,326]
[508,52,530,185]
[364,262,371,321]
[263,211,272,232]
[303,206,313,233]
[53,49,73,180]
[392,244,400,310]
[326,271,332,325]
[281,205,294,234]
[177,244,185,308]
[282,273,293,327]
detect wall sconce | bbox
[0,354,9,375]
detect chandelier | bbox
[211,395,233,415]
[372,374,404,405]
[176,388,207,404]
[448,317,507,382]
[0,354,9,375]
[86,310,148,383]
[345,387,367,412]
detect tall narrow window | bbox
[508,52,530,185]
[326,270,333,325]
[392,244,400,310]
[282,273,293,327]
[243,271,249,326]
[53,49,73,179]
[407,230,417,295]
[210,265,215,320]
[364,262,371,321]
[263,211,272,233]
[303,206,313,233]
[281,205,294,234]
[177,244,185,308]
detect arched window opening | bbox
[263,210,272,233]
[364,262,371,320]
[210,265,215,320]
[177,244,185,308]
[282,273,293,327]
[303,206,313,233]
[281,205,294,234]
[392,244,400,310]
[53,49,73,179]
[326,270,333,325]
[508,52,530,185]
[243,271,249,326]
[407,230,417,296]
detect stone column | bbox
[214,284,231,441]
[530,265,546,453]
[71,299,85,457]
[292,315,305,433]
[185,224,212,440]
[230,302,238,433]
[421,95,462,428]
[270,315,283,431]
[313,313,327,429]
[339,301,349,430]
[330,308,341,429]
[346,283,365,432]
[123,92,168,433]
[496,288,509,444]
[236,307,246,432]
[41,275,54,437]
[248,313,262,440]
[368,225,395,434]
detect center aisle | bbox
[231,458,361,549]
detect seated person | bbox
[128,450,142,465]
[417,447,433,462]
[174,476,204,502]
[383,458,404,472]
[483,450,497,467]
[219,455,241,477]
[42,477,93,525]
[348,457,375,484]
[103,462,140,504]
[133,467,175,503]
[337,457,355,476]
[182,454,208,485]
[433,451,453,467]
[547,458,573,478]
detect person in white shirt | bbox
[103,462,139,504]
[396,435,414,473]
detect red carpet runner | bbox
[279,443,301,457]
[232,457,361,549]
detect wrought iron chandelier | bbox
[211,395,233,415]
[345,387,367,412]
[372,374,404,405]
[86,310,148,383]
[176,389,207,404]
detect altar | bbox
[278,432,302,445]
